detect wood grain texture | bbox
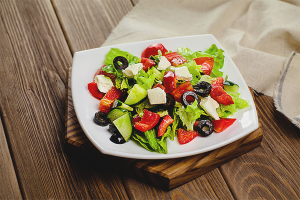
[0,117,22,200]
[65,68,262,191]
[52,0,135,53]
[0,0,128,199]
[220,94,300,199]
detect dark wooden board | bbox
[65,67,263,190]
[0,117,22,199]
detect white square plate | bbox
[71,34,259,159]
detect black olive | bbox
[163,93,175,109]
[110,132,126,144]
[197,120,214,137]
[93,111,110,126]
[113,56,128,70]
[108,124,118,134]
[193,81,212,97]
[181,91,200,107]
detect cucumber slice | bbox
[112,100,134,111]
[107,109,127,123]
[113,112,132,141]
[224,80,239,93]
[124,84,147,105]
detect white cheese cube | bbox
[147,88,166,105]
[94,75,113,93]
[157,56,171,70]
[175,66,193,81]
[200,96,220,120]
[123,63,143,78]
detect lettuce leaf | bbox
[170,113,179,141]
[205,44,224,78]
[177,44,225,78]
[132,129,169,154]
[134,67,157,90]
[177,47,212,61]
[175,100,205,130]
[179,61,202,85]
[217,89,250,118]
[104,48,140,66]
[199,75,216,85]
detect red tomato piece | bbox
[163,71,177,93]
[212,77,224,88]
[158,115,174,137]
[210,85,234,105]
[87,82,104,100]
[132,114,141,124]
[212,118,236,132]
[171,81,194,103]
[99,87,123,114]
[152,83,165,91]
[141,57,156,71]
[194,57,214,75]
[177,128,198,144]
[141,43,168,58]
[134,109,160,132]
[194,57,214,65]
[210,77,233,105]
[164,52,187,66]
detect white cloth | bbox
[102,0,300,128]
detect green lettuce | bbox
[177,44,225,78]
[205,44,224,78]
[217,90,250,118]
[177,47,212,61]
[179,61,202,85]
[134,67,157,90]
[170,113,180,141]
[132,127,172,154]
[104,48,140,66]
[175,100,205,130]
[199,75,216,85]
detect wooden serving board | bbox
[65,68,263,190]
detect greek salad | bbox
[87,43,249,154]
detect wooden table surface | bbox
[1,0,300,199]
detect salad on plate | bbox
[87,43,249,154]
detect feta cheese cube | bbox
[94,75,114,93]
[175,66,193,81]
[147,88,166,105]
[200,96,220,120]
[123,63,143,78]
[157,56,171,70]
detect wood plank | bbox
[0,116,22,200]
[65,68,262,191]
[220,94,300,199]
[52,0,135,53]
[0,0,128,199]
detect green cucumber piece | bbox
[223,80,238,86]
[112,100,133,111]
[107,109,127,123]
[124,84,147,105]
[224,80,239,93]
[113,112,132,141]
